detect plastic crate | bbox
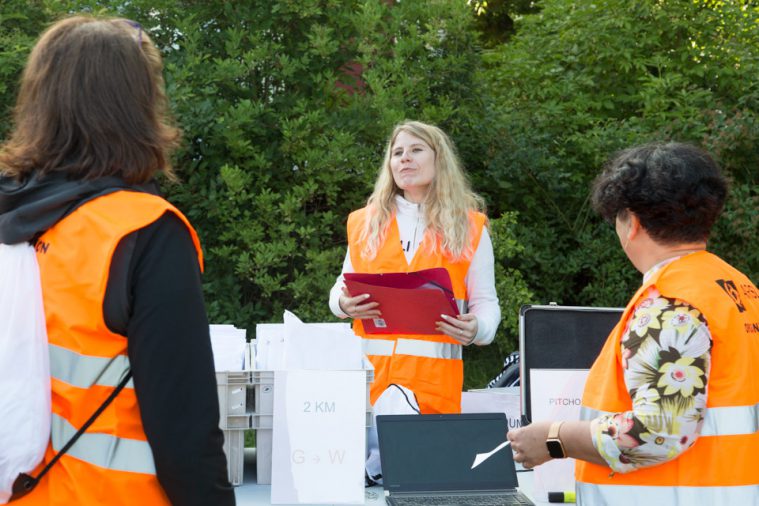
[221,429,245,486]
[255,428,273,485]
[215,370,254,430]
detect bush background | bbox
[2,0,757,389]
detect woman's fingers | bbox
[339,288,381,318]
[354,300,380,311]
[352,300,381,319]
[435,314,477,344]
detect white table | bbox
[234,449,551,505]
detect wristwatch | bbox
[546,421,567,459]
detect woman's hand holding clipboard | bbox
[343,268,460,335]
[338,288,382,320]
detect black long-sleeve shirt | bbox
[106,212,235,506]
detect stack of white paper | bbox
[209,324,247,371]
[254,313,358,370]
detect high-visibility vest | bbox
[346,207,486,414]
[14,190,203,506]
[576,251,759,505]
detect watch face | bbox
[546,439,566,459]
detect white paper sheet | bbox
[529,368,589,502]
[271,370,366,504]
[282,311,363,370]
[209,324,247,371]
[255,323,284,370]
[255,318,356,370]
[462,387,522,431]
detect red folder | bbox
[343,267,460,334]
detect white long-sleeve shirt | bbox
[329,195,501,345]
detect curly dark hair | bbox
[591,143,727,244]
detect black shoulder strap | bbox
[11,369,133,500]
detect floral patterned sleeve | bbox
[590,286,712,473]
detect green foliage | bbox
[0,0,521,388]
[146,0,492,335]
[468,0,541,47]
[0,0,48,139]
[489,212,534,351]
[481,0,759,308]
[3,0,758,392]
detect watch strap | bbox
[546,421,567,459]
[548,420,565,439]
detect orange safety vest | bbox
[14,190,202,506]
[576,251,759,505]
[346,207,486,414]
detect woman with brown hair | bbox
[0,16,234,505]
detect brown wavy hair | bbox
[0,15,180,183]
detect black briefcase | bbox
[519,304,623,423]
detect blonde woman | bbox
[329,120,500,415]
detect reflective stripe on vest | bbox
[455,298,468,314]
[395,339,462,360]
[577,482,759,506]
[700,403,759,436]
[49,344,134,389]
[52,413,156,475]
[580,403,759,437]
[363,339,395,357]
[363,338,462,360]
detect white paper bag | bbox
[0,244,51,503]
[271,370,366,504]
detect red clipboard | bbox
[343,267,459,334]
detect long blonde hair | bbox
[359,121,485,261]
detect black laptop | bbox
[377,413,534,506]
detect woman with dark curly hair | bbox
[508,143,759,505]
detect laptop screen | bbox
[377,413,517,493]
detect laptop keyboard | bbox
[387,491,533,505]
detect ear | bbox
[626,212,642,241]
